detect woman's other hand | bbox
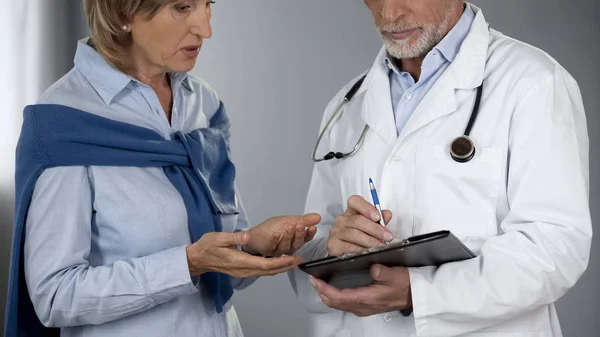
[243,213,321,257]
[186,231,302,278]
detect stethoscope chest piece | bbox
[449,83,484,163]
[450,135,475,163]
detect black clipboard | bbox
[298,230,476,289]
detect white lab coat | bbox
[289,4,592,337]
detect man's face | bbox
[364,0,464,59]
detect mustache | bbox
[379,22,422,33]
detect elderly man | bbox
[289,1,591,336]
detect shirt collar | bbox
[177,73,194,93]
[74,38,194,105]
[382,3,476,74]
[434,3,476,63]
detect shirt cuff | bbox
[144,245,199,304]
[191,275,201,288]
[408,266,435,337]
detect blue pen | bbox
[368,177,387,228]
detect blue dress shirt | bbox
[386,5,476,136]
[23,38,255,337]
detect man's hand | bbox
[328,195,394,256]
[311,264,412,317]
[242,213,321,257]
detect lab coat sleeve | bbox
[287,87,350,314]
[287,164,339,314]
[408,66,592,336]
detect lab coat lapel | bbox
[396,7,490,145]
[397,72,458,143]
[360,49,398,145]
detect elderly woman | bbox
[4,1,320,336]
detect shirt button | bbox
[173,108,178,114]
[405,91,413,99]
[383,313,393,322]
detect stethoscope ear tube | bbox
[311,74,369,162]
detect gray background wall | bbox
[1,1,598,336]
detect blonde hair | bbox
[83,0,176,70]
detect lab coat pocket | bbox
[414,144,503,237]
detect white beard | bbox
[378,4,456,59]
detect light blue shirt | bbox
[386,4,475,136]
[24,39,255,337]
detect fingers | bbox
[276,217,320,255]
[245,255,303,277]
[346,195,380,221]
[214,231,250,247]
[328,239,365,256]
[238,261,300,277]
[311,277,353,306]
[274,226,294,255]
[370,264,392,283]
[305,226,318,243]
[229,249,300,272]
[336,227,386,249]
[289,225,306,253]
[382,210,392,225]
[345,214,394,243]
[286,214,320,252]
[343,196,394,242]
[311,277,330,294]
[311,277,336,302]
[301,213,321,227]
[278,225,318,255]
[261,228,284,256]
[312,276,391,317]
[370,264,407,284]
[280,213,321,230]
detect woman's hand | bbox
[186,231,302,278]
[242,213,321,257]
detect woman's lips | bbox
[181,45,201,58]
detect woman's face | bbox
[129,0,214,74]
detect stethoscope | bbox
[311,73,484,163]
